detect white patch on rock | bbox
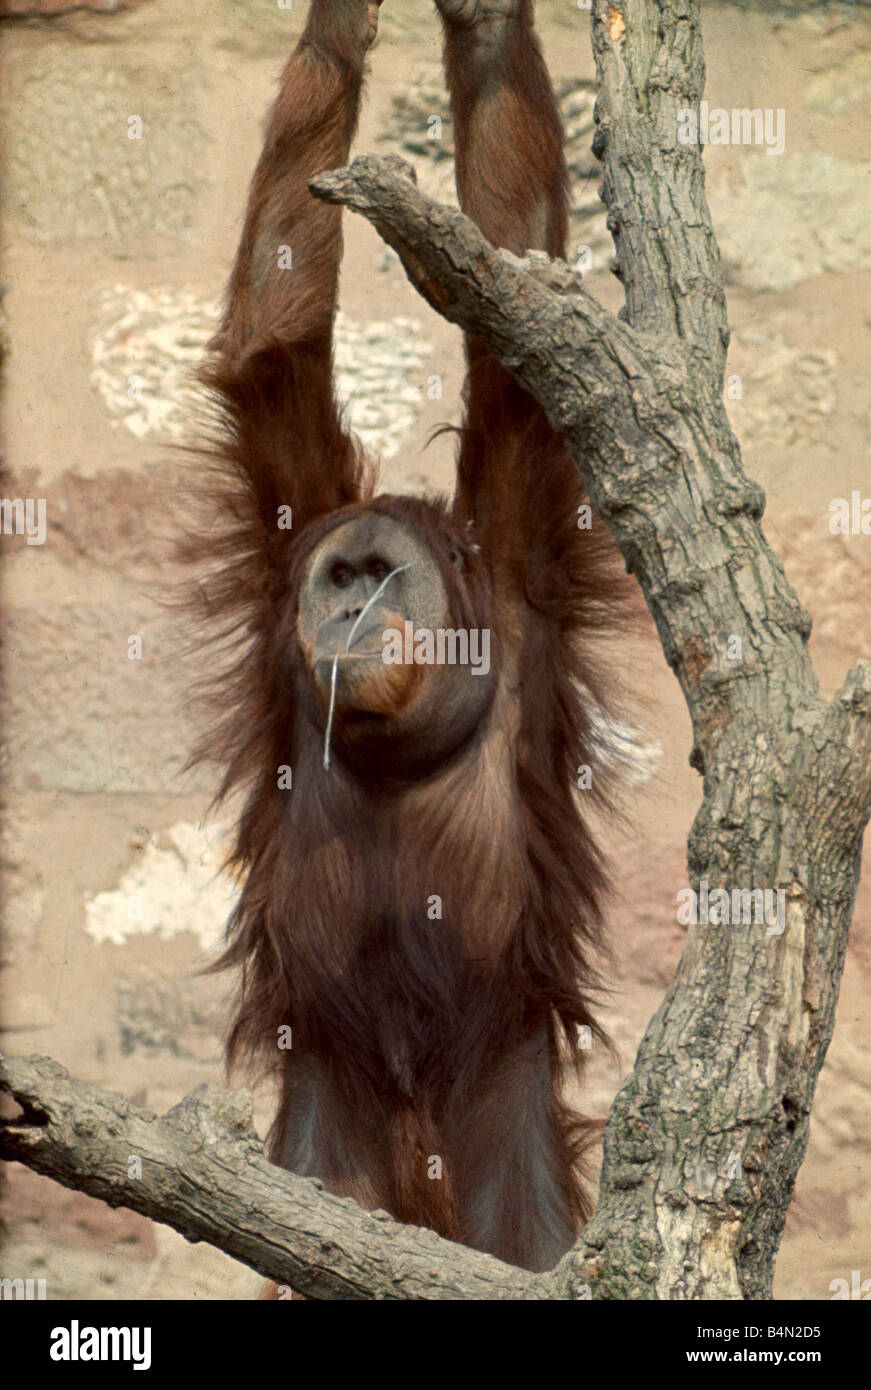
[90,285,220,440]
[84,822,236,952]
[333,313,433,459]
[90,286,433,458]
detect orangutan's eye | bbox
[330,561,355,588]
[367,556,391,582]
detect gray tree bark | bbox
[2,0,869,1299]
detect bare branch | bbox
[310,153,664,422]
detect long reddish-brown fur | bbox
[185,0,630,1274]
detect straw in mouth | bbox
[322,563,412,771]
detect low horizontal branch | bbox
[0,1053,554,1301]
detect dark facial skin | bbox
[296,511,497,778]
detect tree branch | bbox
[0,1053,550,1301]
[311,151,662,420]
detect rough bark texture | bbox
[2,0,869,1300]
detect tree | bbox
[2,0,869,1300]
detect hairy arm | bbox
[438,1,581,591]
[438,0,568,259]
[208,1,381,532]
